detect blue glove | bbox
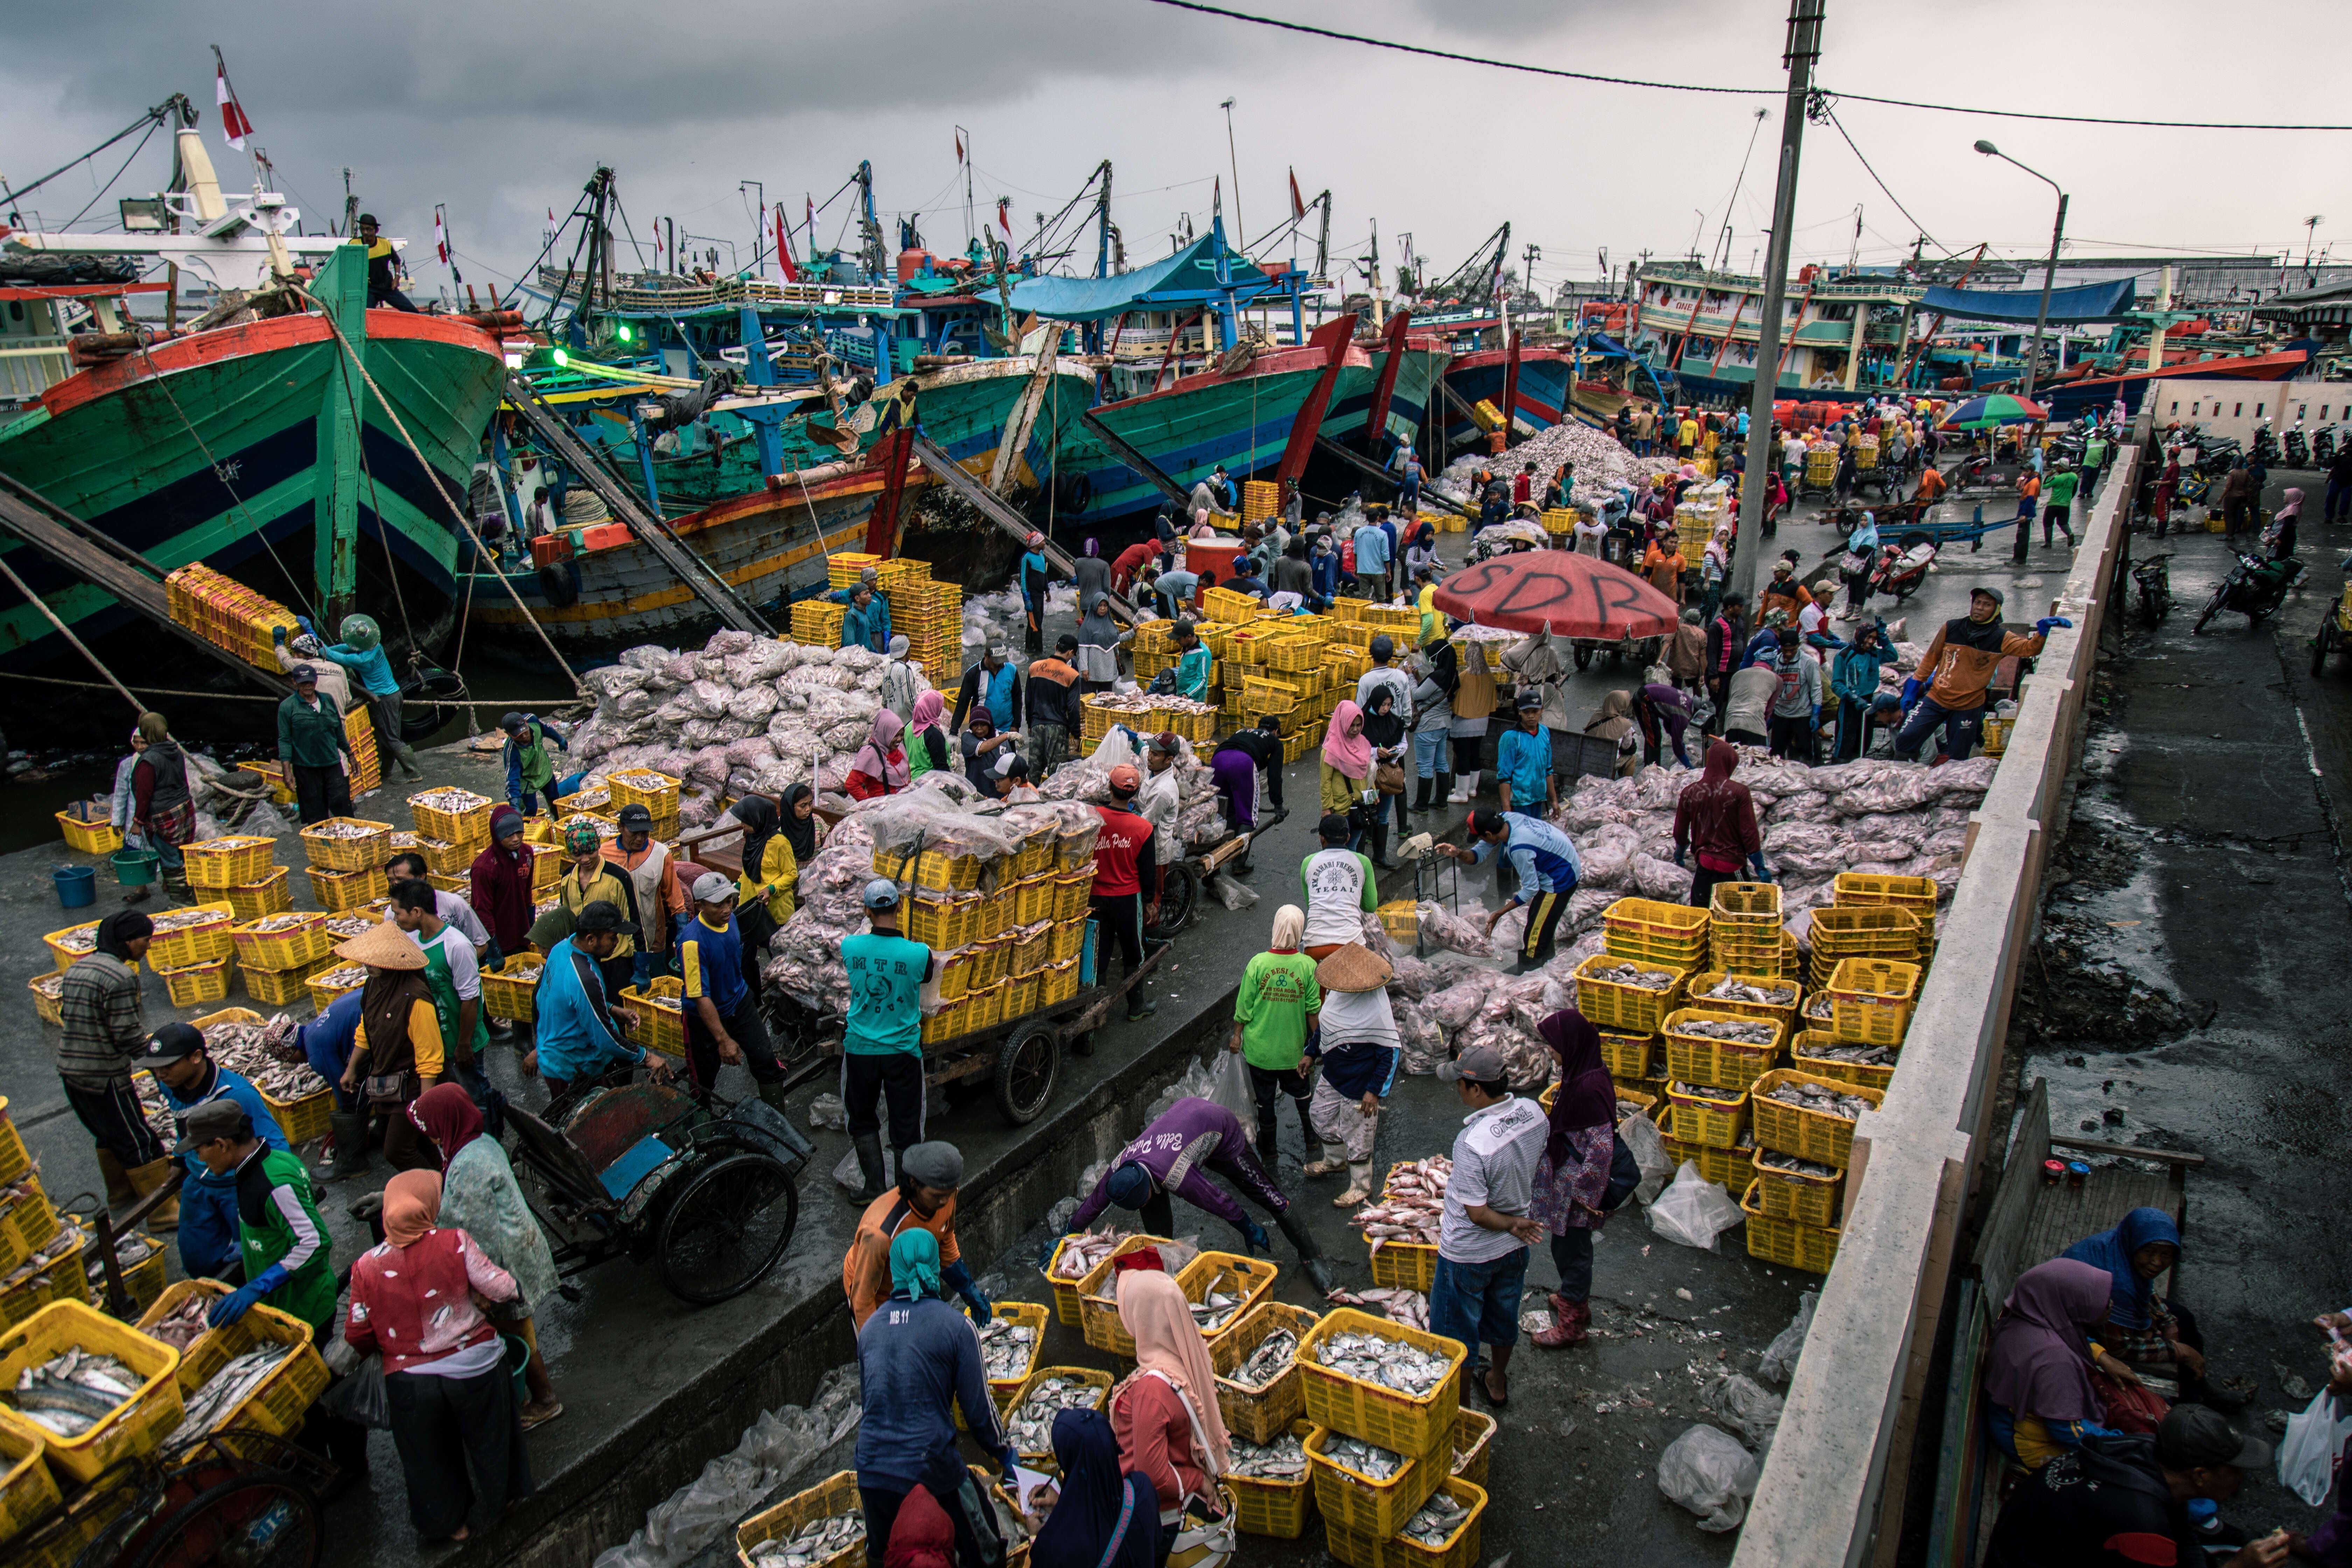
[942,1260,990,1320]
[208,1264,288,1326]
[295,615,316,641]
[2034,616,2073,634]
[1038,1233,1072,1270]
[1747,852,1774,885]
[1673,845,1686,868]
[1900,677,1920,709]
[272,624,287,644]
[1241,1219,1271,1256]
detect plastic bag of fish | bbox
[1224,1431,1308,1481]
[1311,1330,1452,1396]
[1226,1329,1297,1391]
[1763,1080,1875,1120]
[5,1348,145,1437]
[747,1512,864,1568]
[977,1316,1037,1381]
[1004,1376,1104,1454]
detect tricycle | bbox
[2311,578,2352,674]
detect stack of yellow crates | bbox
[1241,480,1281,526]
[884,562,963,692]
[163,564,300,670]
[0,1105,97,1325]
[788,597,847,646]
[344,707,381,794]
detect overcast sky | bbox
[2,0,2340,304]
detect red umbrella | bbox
[1429,551,1681,639]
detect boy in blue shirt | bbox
[842,879,936,1203]
[145,1022,289,1279]
[678,873,788,1108]
[1493,694,1556,816]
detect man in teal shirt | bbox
[300,612,422,778]
[1494,694,1556,816]
[841,878,935,1203]
[1172,623,1214,702]
[272,663,354,825]
[2040,461,2081,549]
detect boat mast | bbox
[1096,161,1116,279]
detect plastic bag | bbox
[1209,1050,1255,1123]
[2278,1386,2352,1505]
[1757,1290,1818,1385]
[1619,1110,1675,1205]
[1703,1372,1786,1451]
[1647,1162,1746,1251]
[1207,872,1260,910]
[1656,1423,1761,1533]
[318,1353,390,1429]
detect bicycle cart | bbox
[504,1082,810,1306]
[1152,826,1255,937]
[13,1429,331,1568]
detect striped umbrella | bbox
[1937,393,2048,430]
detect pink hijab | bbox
[1115,1268,1231,1476]
[1321,699,1371,778]
[853,710,910,788]
[910,690,945,731]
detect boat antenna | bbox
[1713,107,1770,271]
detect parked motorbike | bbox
[2315,424,2339,466]
[2132,553,2173,621]
[1870,538,1938,604]
[2191,549,2305,633]
[2285,423,2310,467]
[2195,436,2244,478]
[2252,422,2281,466]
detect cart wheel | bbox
[1573,645,1594,671]
[1158,864,1200,934]
[654,1150,799,1304]
[2314,618,2337,677]
[130,1466,320,1568]
[995,1023,1061,1125]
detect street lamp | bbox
[1974,139,2067,401]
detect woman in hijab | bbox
[347,1169,531,1544]
[845,710,910,800]
[1076,594,1129,693]
[1984,1258,2150,1469]
[1583,690,1640,776]
[409,1084,564,1428]
[960,710,1020,791]
[1358,685,1409,855]
[856,1228,1014,1568]
[882,1487,957,1568]
[1029,1408,1158,1568]
[780,781,822,863]
[335,923,444,1172]
[2268,486,2302,559]
[128,710,197,894]
[1072,537,1113,610]
[1109,1268,1231,1545]
[1841,510,1880,617]
[1527,1010,1629,1348]
[2060,1208,2220,1396]
[723,794,796,951]
[1318,698,1373,829]
[903,692,951,780]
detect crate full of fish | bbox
[1354,1161,1443,1293]
[144,904,238,972]
[1042,1230,1148,1326]
[1741,1180,1842,1275]
[1570,954,1688,1035]
[164,1302,327,1455]
[1688,971,1802,1032]
[85,1232,165,1314]
[1662,1123,1756,1189]
[953,1302,1044,1432]
[1222,1420,1316,1539]
[181,835,276,890]
[1749,1148,1844,1230]
[1172,1252,1278,1346]
[1323,1475,1488,1568]
[480,957,544,1024]
[1792,1028,1898,1093]
[1,1218,95,1329]
[230,913,330,974]
[734,1469,865,1568]
[0,1180,61,1277]
[1072,1235,1182,1350]
[1305,1424,1445,1539]
[1749,1069,1884,1169]
[407,788,497,847]
[1296,1309,1465,1461]
[0,1300,183,1483]
[1664,1080,1749,1151]
[1000,1367,1112,1468]
[1210,1300,1321,1443]
[298,817,395,874]
[1661,1008,1786,1093]
[1824,957,1921,1047]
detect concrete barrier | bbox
[1733,446,2139,1568]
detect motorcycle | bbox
[2132,553,2173,621]
[2315,424,2340,466]
[2286,423,2310,468]
[2192,548,2305,634]
[2195,436,2244,478]
[1869,538,1938,605]
[2252,422,2281,466]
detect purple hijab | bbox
[1983,1259,2112,1424]
[1538,1009,1615,1163]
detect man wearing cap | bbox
[1894,586,2065,763]
[948,644,1021,737]
[1434,1045,1551,1409]
[840,583,889,653]
[1057,1096,1335,1292]
[1984,1404,2285,1568]
[841,878,936,1202]
[880,635,923,726]
[678,873,789,1111]
[383,853,493,954]
[558,821,642,998]
[275,663,354,825]
[1438,809,1582,973]
[1494,693,1557,816]
[1137,735,1185,904]
[603,804,687,982]
[147,1022,291,1279]
[1090,767,1161,1023]
[843,1140,989,1329]
[528,901,671,1097]
[169,1097,330,1324]
[498,712,568,819]
[1301,943,1401,1205]
[1023,634,1082,779]
[470,809,539,986]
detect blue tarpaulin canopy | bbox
[1920,278,2136,325]
[1008,235,1281,322]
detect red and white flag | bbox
[213,50,253,150]
[774,203,799,284]
[996,197,1011,238]
[433,207,449,265]
[1289,169,1305,221]
[954,128,966,163]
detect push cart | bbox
[504,1082,810,1306]
[13,1429,332,1568]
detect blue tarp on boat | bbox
[1009,235,1280,321]
[1920,278,2136,325]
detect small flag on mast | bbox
[1289,170,1305,221]
[996,197,1011,238]
[433,208,449,265]
[774,203,799,284]
[955,129,965,163]
[212,47,253,151]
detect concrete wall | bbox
[1730,445,2138,1567]
[2143,377,2346,442]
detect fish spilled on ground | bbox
[1703,977,1797,1006]
[1224,1432,1307,1480]
[147,1292,215,1350]
[1006,1377,1103,1453]
[747,1512,863,1568]
[1764,1081,1876,1120]
[1400,1489,1474,1546]
[1591,963,1678,990]
[175,1344,295,1437]
[1672,1018,1778,1044]
[1230,1330,1297,1389]
[6,1349,142,1436]
[1322,1434,1408,1482]
[1312,1331,1450,1395]
[977,1318,1036,1381]
[1758,1149,1842,1179]
[1190,1290,1241,1333]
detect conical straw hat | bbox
[1314,941,1393,993]
[334,920,426,971]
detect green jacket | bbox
[276,691,350,768]
[237,1144,337,1332]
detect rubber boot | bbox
[757,1080,792,1116]
[1273,1206,1334,1295]
[322,1112,371,1181]
[1452,771,1480,804]
[1371,823,1396,871]
[850,1134,888,1205]
[1254,1109,1280,1172]
[391,739,425,780]
[1410,776,1434,814]
[1334,1162,1374,1207]
[96,1147,134,1207]
[1435,774,1455,810]
[1531,1294,1589,1348]
[125,1157,180,1231]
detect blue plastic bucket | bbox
[502,1332,531,1406]
[52,866,96,909]
[110,847,158,887]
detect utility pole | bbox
[1730,0,1824,609]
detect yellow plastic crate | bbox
[224,866,294,923]
[1832,872,1938,918]
[1324,1476,1487,1568]
[1792,1028,1898,1093]
[305,863,386,913]
[1665,1081,1749,1149]
[0,1420,59,1549]
[1041,1232,1164,1328]
[1296,1308,1464,1458]
[1707,880,1782,930]
[0,1100,27,1185]
[41,920,103,974]
[1597,1030,1661,1081]
[481,957,543,1024]
[1686,970,1802,1032]
[733,1470,864,1568]
[407,788,496,846]
[1176,1251,1280,1349]
[145,903,237,971]
[1224,1416,1320,1539]
[1749,1152,1844,1229]
[998,971,1040,1020]
[622,976,687,1055]
[1376,900,1418,943]
[1306,1424,1443,1539]
[1211,1302,1323,1446]
[230,913,330,973]
[1073,1235,1179,1350]
[182,835,276,889]
[1661,1008,1786,1092]
[298,816,394,873]
[1741,1180,1842,1274]
[1602,898,1710,965]
[1825,957,1921,1046]
[54,810,121,856]
[1749,1068,1884,1168]
[1450,1409,1496,1489]
[1002,1366,1114,1467]
[1039,958,1079,1006]
[155,957,232,1008]
[1051,871,1095,921]
[0,1300,182,1483]
[1709,929,1790,979]
[0,1186,61,1275]
[27,972,64,1028]
[1571,953,1688,1034]
[305,964,369,1015]
[607,768,682,815]
[1808,905,1924,962]
[244,959,333,1009]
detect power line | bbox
[1813,97,1946,255]
[1143,0,2352,132]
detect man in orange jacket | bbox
[1892,587,2070,762]
[842,1140,990,1329]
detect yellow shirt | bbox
[560,864,638,959]
[352,1000,445,1079]
[1417,583,1440,646]
[735,836,798,926]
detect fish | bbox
[977,1318,1037,1381]
[1046,1230,1136,1281]
[1671,1080,1740,1102]
[174,1343,295,1437]
[147,1293,216,1351]
[1005,1377,1104,1453]
[1311,1329,1450,1394]
[312,965,369,992]
[1804,993,1837,1021]
[410,789,489,814]
[1763,1082,1874,1119]
[1673,1017,1778,1044]
[1228,1330,1297,1390]
[1703,977,1797,1006]
[1758,1149,1842,1179]
[1591,962,1679,991]
[1399,1490,1473,1546]
[1224,1432,1308,1480]
[6,1348,144,1437]
[1189,1289,1241,1332]
[748,1511,864,1568]
[1802,1041,1896,1065]
[306,819,386,839]
[1321,1434,1407,1482]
